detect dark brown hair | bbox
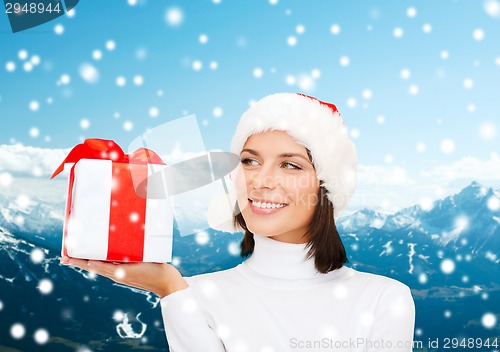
[234,149,348,274]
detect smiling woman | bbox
[62,92,415,352]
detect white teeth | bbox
[251,200,286,209]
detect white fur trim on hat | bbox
[208,92,358,234]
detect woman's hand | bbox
[59,256,188,298]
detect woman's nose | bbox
[250,165,279,189]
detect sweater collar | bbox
[244,234,330,280]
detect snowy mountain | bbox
[336,208,389,232]
[338,181,500,286]
[0,193,64,249]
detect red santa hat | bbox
[207,92,358,233]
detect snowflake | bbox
[473,29,485,41]
[149,107,159,118]
[481,312,496,329]
[80,119,90,130]
[195,231,210,245]
[165,7,184,27]
[54,24,64,35]
[440,139,455,154]
[440,258,455,274]
[30,248,45,264]
[79,63,99,84]
[199,34,209,44]
[38,278,54,295]
[34,329,50,344]
[10,323,25,339]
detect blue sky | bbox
[0,0,499,213]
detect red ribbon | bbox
[51,138,165,179]
[52,138,166,261]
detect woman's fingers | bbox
[60,256,114,278]
[60,256,89,270]
[61,256,138,285]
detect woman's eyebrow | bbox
[240,148,312,163]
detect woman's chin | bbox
[245,222,280,237]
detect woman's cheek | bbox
[232,165,249,209]
[233,165,248,194]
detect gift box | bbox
[52,139,173,263]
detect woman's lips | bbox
[248,198,288,215]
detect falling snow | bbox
[5,61,15,72]
[80,118,90,130]
[54,24,64,35]
[10,323,25,339]
[199,33,208,44]
[393,27,404,38]
[473,28,485,41]
[347,97,357,108]
[30,248,45,264]
[401,68,411,79]
[481,312,497,329]
[440,258,455,274]
[192,60,202,71]
[422,23,432,33]
[479,122,496,140]
[149,106,159,117]
[195,231,210,245]
[287,36,297,46]
[92,50,102,60]
[330,24,341,35]
[106,40,116,51]
[79,63,99,83]
[418,273,428,284]
[253,67,263,78]
[484,0,500,17]
[339,56,350,67]
[38,278,54,294]
[133,75,144,86]
[209,61,218,70]
[116,76,126,87]
[34,329,50,344]
[213,107,223,118]
[60,74,71,85]
[440,139,455,154]
[409,85,419,95]
[29,101,39,111]
[18,49,28,60]
[165,7,184,26]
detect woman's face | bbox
[235,130,320,243]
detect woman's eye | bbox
[241,158,257,165]
[283,162,302,170]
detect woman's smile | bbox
[248,198,289,215]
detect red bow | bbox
[51,138,165,179]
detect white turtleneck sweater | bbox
[160,235,415,352]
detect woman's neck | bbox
[244,234,321,280]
